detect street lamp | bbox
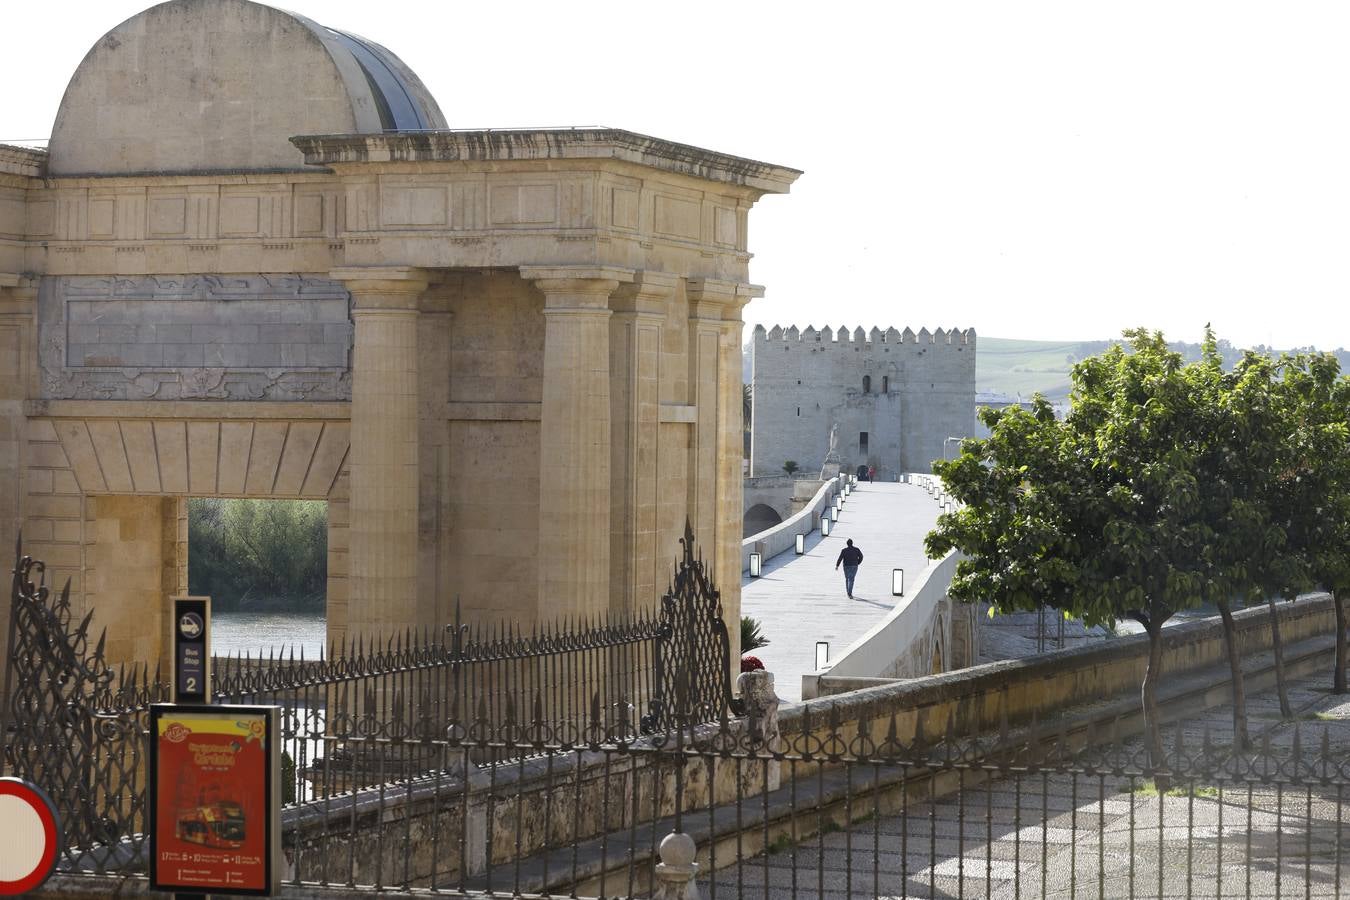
[795,533,805,555]
[749,552,762,577]
[943,435,965,460]
[820,516,831,537]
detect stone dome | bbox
[48,0,446,176]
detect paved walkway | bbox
[741,481,943,702]
[712,670,1350,898]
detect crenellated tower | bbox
[749,325,976,478]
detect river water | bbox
[211,611,327,658]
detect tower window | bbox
[862,375,871,394]
[882,375,889,393]
[859,432,869,454]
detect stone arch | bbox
[22,413,351,670]
[931,636,944,674]
[743,503,783,537]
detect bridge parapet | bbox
[740,475,844,572]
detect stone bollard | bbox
[651,831,701,900]
[737,669,781,746]
[737,669,783,792]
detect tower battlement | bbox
[752,324,976,346]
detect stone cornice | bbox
[290,129,802,196]
[0,144,46,178]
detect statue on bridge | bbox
[820,421,843,479]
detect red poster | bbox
[150,705,279,896]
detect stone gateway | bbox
[0,0,799,676]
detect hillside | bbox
[744,335,1350,403]
[976,338,1082,401]
[978,336,1350,401]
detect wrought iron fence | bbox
[1,522,744,881]
[11,524,1346,898]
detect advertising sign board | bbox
[149,704,281,896]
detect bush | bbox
[741,616,770,651]
[782,460,799,476]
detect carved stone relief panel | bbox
[38,274,353,401]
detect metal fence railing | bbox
[10,530,1347,897]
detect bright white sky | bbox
[5,1,1349,350]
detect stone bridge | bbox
[740,477,978,702]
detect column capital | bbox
[522,266,635,312]
[687,278,764,321]
[520,265,637,286]
[611,270,679,316]
[331,266,431,311]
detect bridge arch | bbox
[743,503,784,537]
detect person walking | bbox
[835,539,863,599]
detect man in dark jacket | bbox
[835,539,863,599]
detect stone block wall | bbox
[750,325,976,478]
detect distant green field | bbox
[976,337,1094,401]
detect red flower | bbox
[740,655,765,672]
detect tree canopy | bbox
[926,328,1350,768]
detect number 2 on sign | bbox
[185,677,196,693]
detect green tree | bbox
[782,460,799,476]
[928,329,1269,778]
[188,498,328,610]
[743,383,753,433]
[1271,353,1350,694]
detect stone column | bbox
[687,279,762,665]
[332,267,429,640]
[609,271,677,616]
[418,281,458,623]
[0,277,35,680]
[521,266,634,620]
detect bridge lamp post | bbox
[892,568,904,596]
[830,505,839,522]
[749,552,762,577]
[820,515,831,537]
[795,534,805,555]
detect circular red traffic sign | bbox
[0,777,61,895]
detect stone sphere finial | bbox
[659,831,697,868]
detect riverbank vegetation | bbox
[187,498,327,612]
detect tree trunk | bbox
[1335,589,1347,695]
[1141,622,1170,792]
[1216,598,1251,750]
[1266,595,1292,718]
